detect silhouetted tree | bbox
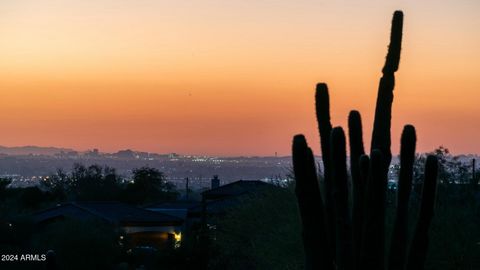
[0,178,11,201]
[122,166,178,204]
[43,164,122,201]
[72,164,123,200]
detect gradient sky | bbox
[0,0,479,156]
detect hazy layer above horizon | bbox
[0,0,479,156]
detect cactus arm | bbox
[407,155,438,270]
[383,11,403,74]
[371,10,404,171]
[315,83,336,258]
[388,125,416,270]
[331,127,354,269]
[348,110,366,267]
[292,135,333,270]
[361,149,387,270]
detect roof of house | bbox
[142,181,276,218]
[145,201,203,220]
[32,201,183,226]
[145,200,201,210]
[202,180,273,200]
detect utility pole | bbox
[185,177,189,200]
[472,159,477,188]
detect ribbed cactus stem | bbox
[359,155,371,186]
[348,110,366,173]
[316,83,333,172]
[389,125,416,270]
[355,154,370,269]
[331,127,353,270]
[361,149,386,270]
[371,10,404,172]
[315,83,336,257]
[383,11,403,74]
[407,155,438,270]
[292,135,332,270]
[348,110,366,267]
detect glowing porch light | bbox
[174,232,182,249]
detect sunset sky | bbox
[0,0,479,156]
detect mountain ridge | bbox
[0,145,76,156]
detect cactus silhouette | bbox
[348,110,366,267]
[406,155,438,270]
[315,83,336,260]
[330,127,353,270]
[292,10,439,270]
[388,125,416,270]
[293,135,332,270]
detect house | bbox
[202,179,273,201]
[145,200,204,242]
[146,180,275,228]
[31,201,183,249]
[199,180,274,217]
[145,200,202,221]
[141,179,278,249]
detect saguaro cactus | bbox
[388,125,416,270]
[360,149,387,270]
[371,10,403,171]
[292,135,332,270]
[348,110,366,266]
[407,155,439,270]
[315,83,336,257]
[330,127,353,270]
[292,10,439,270]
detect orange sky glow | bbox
[0,0,479,156]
